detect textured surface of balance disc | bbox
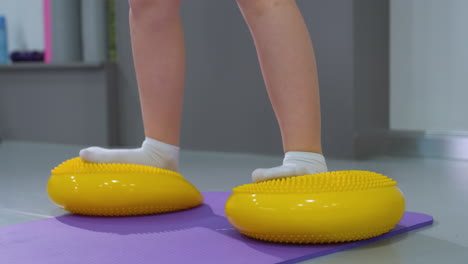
[47,157,203,216]
[225,171,405,244]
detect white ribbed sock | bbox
[79,137,180,172]
[252,151,328,183]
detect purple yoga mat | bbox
[1,192,433,264]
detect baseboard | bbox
[386,130,468,160]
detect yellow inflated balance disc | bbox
[225,171,405,244]
[47,157,203,216]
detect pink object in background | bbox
[43,0,52,63]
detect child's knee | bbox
[128,0,181,18]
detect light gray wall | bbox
[390,0,468,132]
[114,0,389,158]
[0,0,44,52]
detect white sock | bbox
[252,151,328,183]
[79,137,180,172]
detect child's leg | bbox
[80,0,185,172]
[236,0,327,182]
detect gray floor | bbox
[0,141,467,263]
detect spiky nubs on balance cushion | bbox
[47,157,203,216]
[225,171,405,244]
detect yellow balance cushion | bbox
[47,157,203,216]
[225,171,405,244]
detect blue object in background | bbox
[0,16,8,64]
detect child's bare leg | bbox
[237,0,327,182]
[80,0,184,172]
